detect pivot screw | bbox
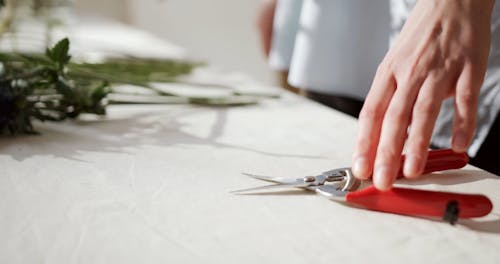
[303,176,316,183]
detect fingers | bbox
[356,64,479,188]
[403,75,449,178]
[452,63,482,152]
[353,63,446,190]
[352,64,396,181]
[403,64,481,179]
[371,74,425,190]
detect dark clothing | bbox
[305,90,364,118]
[469,114,500,176]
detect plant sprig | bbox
[0,38,201,134]
[0,38,111,134]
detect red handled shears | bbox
[233,149,493,224]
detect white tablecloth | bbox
[1,14,499,263]
[1,92,500,263]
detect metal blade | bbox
[232,173,312,193]
[241,172,302,185]
[230,183,308,193]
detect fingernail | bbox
[453,132,468,152]
[352,157,369,179]
[374,166,394,191]
[404,156,422,178]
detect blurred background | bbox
[0,0,391,110]
[75,0,275,85]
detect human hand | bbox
[352,0,494,190]
[256,0,277,57]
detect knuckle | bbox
[457,90,476,106]
[377,147,400,163]
[395,78,412,92]
[356,136,369,148]
[457,114,477,128]
[385,107,407,123]
[376,60,393,76]
[443,57,461,72]
[359,106,384,121]
[398,71,425,90]
[375,63,387,76]
[408,137,430,153]
[355,137,372,153]
[414,100,439,117]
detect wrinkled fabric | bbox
[2,91,500,264]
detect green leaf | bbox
[0,0,5,8]
[46,38,71,68]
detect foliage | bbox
[0,38,200,134]
[0,38,110,134]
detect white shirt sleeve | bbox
[268,0,303,71]
[283,0,391,100]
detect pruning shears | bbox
[233,149,493,224]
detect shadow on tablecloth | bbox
[0,105,329,162]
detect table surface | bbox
[1,91,500,264]
[1,16,500,264]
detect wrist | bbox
[417,0,495,21]
[419,0,495,9]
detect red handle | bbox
[398,149,469,178]
[345,186,492,218]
